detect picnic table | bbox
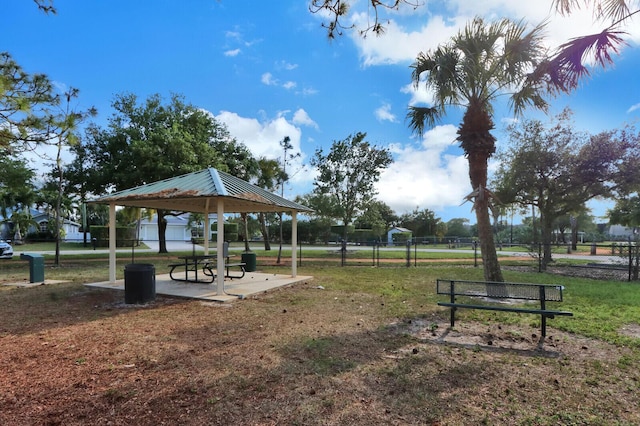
[168,254,246,284]
[169,255,217,283]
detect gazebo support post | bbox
[204,199,210,256]
[109,203,117,283]
[291,211,297,277]
[216,199,224,294]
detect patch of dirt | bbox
[619,323,640,339]
[392,317,625,361]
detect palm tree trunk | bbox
[467,151,504,283]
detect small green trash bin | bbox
[20,253,45,283]
[124,263,156,304]
[241,252,257,272]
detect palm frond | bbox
[406,106,440,137]
[545,29,627,93]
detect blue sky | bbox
[5,0,640,224]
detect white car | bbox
[0,240,14,259]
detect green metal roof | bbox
[90,168,313,214]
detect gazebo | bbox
[90,167,313,295]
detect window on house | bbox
[39,221,48,232]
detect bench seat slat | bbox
[437,302,574,317]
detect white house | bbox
[138,213,220,243]
[387,226,412,245]
[0,209,85,242]
[609,224,636,239]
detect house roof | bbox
[89,168,313,214]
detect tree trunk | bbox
[475,193,503,282]
[540,216,554,270]
[157,209,168,253]
[459,104,503,283]
[467,153,503,283]
[571,222,578,251]
[259,212,271,251]
[241,213,251,252]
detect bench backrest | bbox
[436,279,563,302]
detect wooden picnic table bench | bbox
[436,279,573,337]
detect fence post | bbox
[473,241,478,267]
[406,239,411,268]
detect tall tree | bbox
[276,136,301,264]
[407,17,548,282]
[310,132,392,240]
[0,154,36,241]
[81,93,234,253]
[356,199,398,240]
[397,207,441,238]
[494,110,631,269]
[46,88,96,265]
[0,52,57,153]
[0,155,36,218]
[254,157,285,250]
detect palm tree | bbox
[407,17,548,282]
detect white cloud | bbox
[347,0,627,69]
[401,81,434,107]
[376,124,469,214]
[292,108,319,129]
[261,72,277,85]
[350,14,462,66]
[224,49,241,57]
[276,60,298,70]
[628,103,640,113]
[375,102,398,123]
[283,81,297,90]
[214,110,310,189]
[300,87,318,96]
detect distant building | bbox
[609,224,636,239]
[0,209,84,242]
[387,226,412,245]
[139,213,219,242]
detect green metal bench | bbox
[436,279,573,337]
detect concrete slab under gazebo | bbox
[89,167,314,297]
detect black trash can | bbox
[241,252,257,272]
[124,263,156,304]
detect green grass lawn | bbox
[2,249,639,348]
